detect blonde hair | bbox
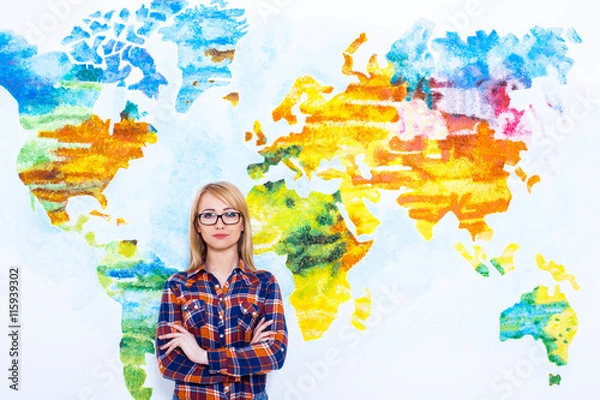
[187,181,256,272]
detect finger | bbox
[252,330,276,343]
[165,344,176,356]
[258,319,274,329]
[167,323,190,334]
[160,338,178,350]
[159,332,182,340]
[252,334,269,343]
[163,341,179,355]
[255,319,273,333]
[252,335,273,344]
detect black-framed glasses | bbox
[197,211,242,226]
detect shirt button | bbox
[220,334,224,338]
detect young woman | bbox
[156,181,288,400]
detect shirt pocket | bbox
[237,298,260,333]
[181,299,206,330]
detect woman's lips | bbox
[213,234,228,239]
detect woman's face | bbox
[196,193,244,255]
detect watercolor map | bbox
[1,0,598,399]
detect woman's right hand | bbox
[251,317,275,344]
[159,322,208,365]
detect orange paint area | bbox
[246,121,267,146]
[205,48,235,63]
[249,34,531,240]
[18,113,157,225]
[223,92,239,106]
[515,166,540,193]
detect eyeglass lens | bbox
[198,212,241,225]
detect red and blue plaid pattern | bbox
[156,260,288,399]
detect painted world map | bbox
[0,0,592,398]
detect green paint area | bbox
[247,179,373,340]
[500,286,578,366]
[16,131,96,173]
[475,263,490,277]
[549,373,562,386]
[19,105,94,131]
[60,215,90,233]
[248,179,365,276]
[247,145,303,179]
[97,240,178,400]
[490,258,506,275]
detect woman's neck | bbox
[204,250,239,283]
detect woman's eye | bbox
[224,212,237,218]
[203,213,216,219]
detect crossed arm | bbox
[158,317,275,364]
[155,275,288,381]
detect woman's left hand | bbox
[251,317,276,344]
[159,323,208,365]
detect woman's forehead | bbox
[197,192,233,211]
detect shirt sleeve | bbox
[205,273,288,377]
[155,277,231,384]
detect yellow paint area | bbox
[455,242,487,270]
[118,240,138,258]
[351,289,372,331]
[543,306,578,365]
[248,182,373,340]
[536,254,580,290]
[492,243,520,274]
[456,242,519,276]
[290,267,352,341]
[533,285,569,305]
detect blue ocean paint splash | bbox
[159,3,248,112]
[386,19,435,99]
[122,46,168,98]
[387,21,578,93]
[0,31,100,116]
[566,28,582,43]
[150,0,189,15]
[57,0,246,108]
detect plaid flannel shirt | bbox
[156,260,288,400]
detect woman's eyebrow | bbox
[199,207,236,212]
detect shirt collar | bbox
[187,259,256,285]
